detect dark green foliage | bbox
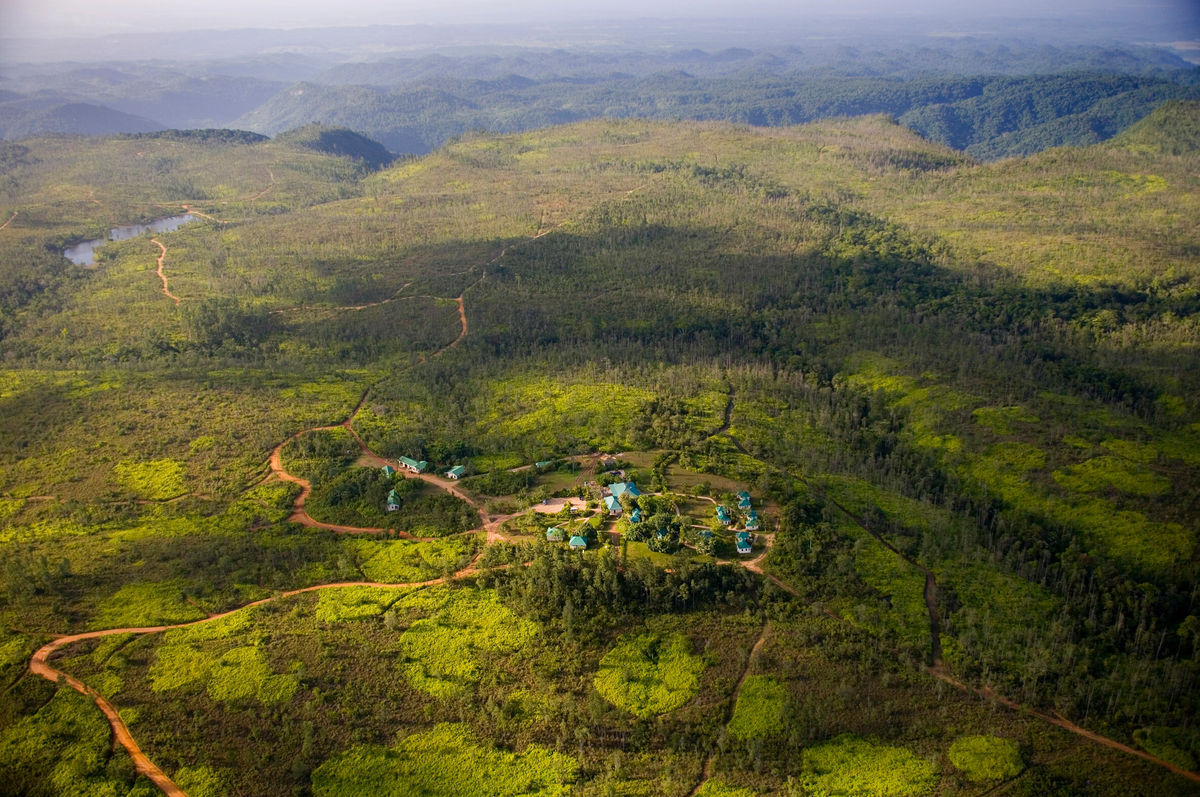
[275,124,394,170]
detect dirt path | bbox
[689,623,770,796]
[150,239,180,305]
[244,168,274,202]
[0,210,16,230]
[924,665,1200,785]
[27,561,492,797]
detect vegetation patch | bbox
[205,646,300,705]
[315,586,408,623]
[356,535,480,583]
[1052,455,1171,497]
[1133,726,1200,772]
[174,765,231,797]
[948,735,1024,782]
[113,458,187,500]
[93,580,207,628]
[593,632,705,718]
[397,587,537,699]
[799,734,937,797]
[697,780,757,797]
[973,405,1040,435]
[311,722,576,796]
[727,675,787,741]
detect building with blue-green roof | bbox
[609,482,641,500]
[386,489,401,512]
[630,508,643,524]
[604,495,622,515]
[736,531,753,555]
[569,535,588,550]
[398,456,427,473]
[745,510,759,530]
[716,505,732,525]
[381,464,396,479]
[445,465,466,480]
[737,491,752,510]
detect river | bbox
[63,214,196,267]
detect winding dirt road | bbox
[151,239,180,305]
[0,210,16,230]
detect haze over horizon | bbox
[3,0,1198,40]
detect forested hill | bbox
[0,109,1198,794]
[233,67,1200,159]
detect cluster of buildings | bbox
[381,458,465,512]
[716,491,758,554]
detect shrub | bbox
[800,734,937,796]
[948,735,1023,782]
[593,632,705,718]
[727,675,787,741]
[311,722,576,796]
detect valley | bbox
[0,107,1198,795]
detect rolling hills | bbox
[0,104,1197,795]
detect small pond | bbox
[64,214,196,267]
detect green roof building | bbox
[546,527,564,542]
[569,535,588,550]
[386,489,401,512]
[610,482,641,500]
[381,465,396,479]
[445,465,466,480]
[398,456,428,473]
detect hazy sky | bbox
[3,0,1197,38]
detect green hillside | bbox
[0,109,1198,795]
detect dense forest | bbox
[3,36,1197,160]
[0,98,1197,795]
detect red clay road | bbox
[151,239,180,305]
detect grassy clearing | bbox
[799,733,937,797]
[948,735,1024,782]
[113,458,188,500]
[93,580,207,628]
[311,722,577,796]
[1052,455,1171,496]
[593,632,705,718]
[727,675,787,741]
[397,586,537,699]
[696,780,757,797]
[315,586,410,623]
[355,535,481,582]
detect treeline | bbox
[481,544,763,633]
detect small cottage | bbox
[736,531,753,555]
[629,507,643,524]
[745,510,760,531]
[716,505,732,526]
[445,465,466,480]
[604,495,622,515]
[546,527,564,542]
[737,490,752,510]
[381,465,396,479]
[386,489,401,512]
[569,535,588,550]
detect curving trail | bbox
[28,561,494,797]
[430,295,468,359]
[244,169,274,202]
[689,623,770,796]
[151,239,180,305]
[0,210,16,230]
